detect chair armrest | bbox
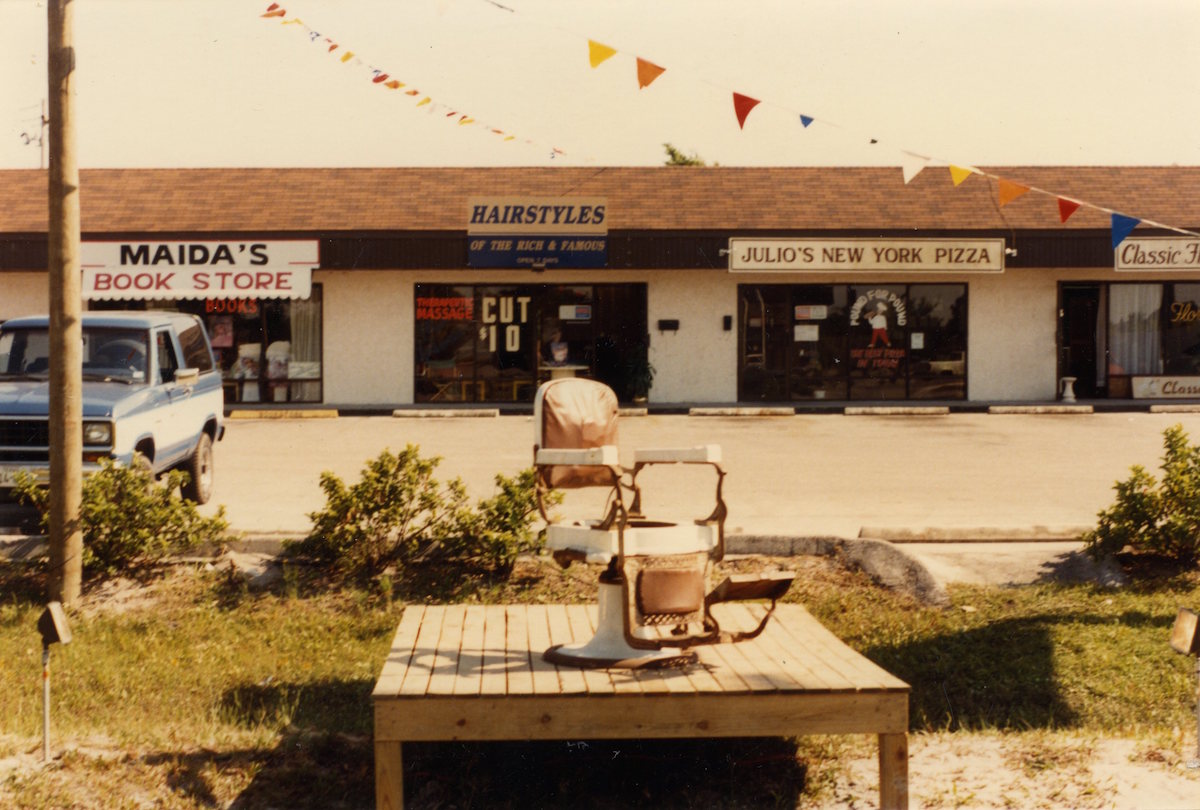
[535,445,620,466]
[632,444,721,464]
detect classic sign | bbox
[1116,237,1200,272]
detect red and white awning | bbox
[81,240,317,300]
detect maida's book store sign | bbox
[81,240,318,300]
[467,197,608,269]
[728,238,1005,273]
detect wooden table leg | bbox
[878,732,908,810]
[375,739,404,810]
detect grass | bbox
[1,553,1198,808]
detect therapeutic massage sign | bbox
[81,240,318,300]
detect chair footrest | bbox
[706,571,794,605]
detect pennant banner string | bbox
[522,2,1200,239]
[260,3,566,159]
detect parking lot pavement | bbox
[205,410,1200,546]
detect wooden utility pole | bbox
[47,0,83,606]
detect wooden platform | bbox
[372,602,910,809]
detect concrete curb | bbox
[227,409,339,420]
[844,406,950,416]
[392,409,500,418]
[3,531,948,604]
[728,534,949,606]
[988,405,1094,414]
[860,526,1089,543]
[689,407,795,417]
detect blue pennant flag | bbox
[799,115,814,128]
[1111,213,1140,250]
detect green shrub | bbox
[289,445,553,583]
[1084,424,1200,564]
[14,458,231,578]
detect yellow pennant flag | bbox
[588,40,617,68]
[340,51,354,63]
[416,97,431,106]
[998,179,1030,207]
[949,165,973,186]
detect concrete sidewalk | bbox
[198,409,1196,591]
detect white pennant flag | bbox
[901,151,931,184]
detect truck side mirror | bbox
[174,368,199,388]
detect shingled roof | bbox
[1,166,1198,235]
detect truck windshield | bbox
[0,327,149,383]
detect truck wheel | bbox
[181,433,214,504]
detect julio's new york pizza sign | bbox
[728,238,1005,273]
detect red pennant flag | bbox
[733,93,760,129]
[636,58,666,89]
[372,73,390,83]
[261,6,286,18]
[1058,198,1081,222]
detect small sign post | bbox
[37,601,72,762]
[1169,608,1200,769]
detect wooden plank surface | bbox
[374,603,909,701]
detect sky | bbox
[2,0,1200,170]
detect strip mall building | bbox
[2,166,1199,408]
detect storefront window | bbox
[1108,284,1163,376]
[740,283,967,402]
[92,285,324,403]
[415,283,644,402]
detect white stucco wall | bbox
[0,273,49,320]
[314,265,1142,406]
[319,270,411,406]
[647,271,737,403]
[967,269,1060,400]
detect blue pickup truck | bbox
[0,311,225,503]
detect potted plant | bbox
[626,345,655,404]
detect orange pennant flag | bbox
[588,40,617,68]
[733,93,760,129]
[1058,198,1081,222]
[261,6,286,17]
[636,58,666,89]
[385,80,404,90]
[948,165,973,186]
[997,179,1030,207]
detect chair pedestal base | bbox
[543,582,695,669]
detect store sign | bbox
[1131,376,1200,399]
[81,240,317,300]
[1116,237,1200,271]
[467,196,608,269]
[728,238,1005,273]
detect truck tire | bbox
[180,433,214,504]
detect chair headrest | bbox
[535,378,620,489]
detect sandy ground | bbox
[3,729,1198,808]
[833,731,1200,809]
